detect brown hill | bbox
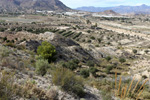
[0,0,71,13]
[98,10,120,16]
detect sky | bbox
[59,0,150,8]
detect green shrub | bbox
[0,71,15,100]
[4,43,16,48]
[98,38,102,43]
[6,40,10,43]
[51,67,85,97]
[61,59,80,70]
[89,67,98,76]
[0,46,11,59]
[87,30,91,33]
[95,44,99,47]
[105,56,112,62]
[82,39,85,42]
[144,50,149,54]
[87,40,91,43]
[86,60,94,67]
[0,28,6,32]
[119,58,126,64]
[11,40,15,43]
[80,69,89,78]
[3,37,7,41]
[31,22,36,24]
[16,45,26,50]
[105,65,114,74]
[35,59,50,76]
[132,49,137,54]
[10,28,16,32]
[90,36,95,40]
[37,41,57,63]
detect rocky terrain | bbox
[0,11,150,100]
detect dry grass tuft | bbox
[115,72,148,99]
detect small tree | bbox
[37,41,57,63]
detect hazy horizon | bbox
[59,0,150,8]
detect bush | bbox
[98,38,102,43]
[51,67,85,97]
[105,65,114,74]
[0,28,6,32]
[87,30,91,33]
[0,71,14,100]
[89,67,98,76]
[80,69,89,78]
[105,56,112,62]
[86,60,95,67]
[6,40,10,43]
[61,59,80,70]
[35,59,50,76]
[37,41,57,63]
[0,46,11,59]
[3,37,7,41]
[119,58,126,64]
[87,40,91,43]
[72,59,80,64]
[132,49,137,54]
[90,36,95,40]
[82,39,85,42]
[4,43,16,48]
[144,50,149,54]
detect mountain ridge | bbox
[76,4,150,14]
[0,0,71,13]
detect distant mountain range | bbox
[76,4,150,14]
[0,0,71,13]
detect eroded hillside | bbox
[0,13,150,100]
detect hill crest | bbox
[0,0,71,13]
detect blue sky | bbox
[59,0,150,8]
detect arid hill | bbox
[98,10,120,16]
[0,0,71,13]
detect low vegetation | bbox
[35,59,50,76]
[51,67,85,97]
[61,59,81,70]
[0,11,150,100]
